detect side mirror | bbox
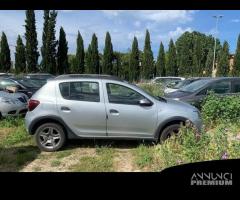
[139,99,153,106]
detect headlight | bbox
[173,98,180,101]
[0,97,15,104]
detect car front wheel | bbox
[35,123,66,152]
[160,124,181,142]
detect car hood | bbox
[0,91,28,100]
[164,90,192,98]
[163,97,197,110]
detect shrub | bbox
[201,92,240,124]
[138,83,164,97]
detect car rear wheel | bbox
[160,124,181,142]
[35,123,66,152]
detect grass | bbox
[134,144,155,169]
[69,146,115,172]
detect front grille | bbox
[18,96,27,103]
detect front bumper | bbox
[0,103,28,117]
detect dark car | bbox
[0,77,40,98]
[164,77,240,108]
[24,73,55,87]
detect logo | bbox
[191,172,232,186]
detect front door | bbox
[103,82,158,138]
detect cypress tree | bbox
[25,10,39,72]
[129,36,140,82]
[85,44,92,74]
[217,41,229,77]
[89,33,99,74]
[166,39,178,76]
[102,32,113,75]
[15,35,26,74]
[0,32,11,72]
[57,27,69,74]
[156,42,166,77]
[75,31,85,73]
[41,10,50,71]
[233,34,240,76]
[142,30,154,79]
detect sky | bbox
[0,10,240,60]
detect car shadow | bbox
[64,139,156,151]
[0,145,41,172]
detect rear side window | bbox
[232,81,240,93]
[59,81,100,102]
[207,81,231,94]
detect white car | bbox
[151,77,185,86]
[0,90,29,118]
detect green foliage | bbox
[134,144,154,168]
[0,32,11,72]
[75,31,85,73]
[15,35,26,74]
[233,34,240,76]
[129,37,140,82]
[25,10,39,73]
[156,42,166,77]
[57,27,69,74]
[201,92,240,124]
[138,83,164,97]
[142,30,154,79]
[217,41,230,76]
[102,32,113,75]
[166,39,177,76]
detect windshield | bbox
[173,79,193,89]
[15,79,39,88]
[181,79,212,93]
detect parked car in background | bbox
[24,73,55,87]
[25,74,202,151]
[151,77,185,86]
[164,77,211,94]
[164,77,240,108]
[0,77,40,98]
[0,89,28,118]
[0,73,14,78]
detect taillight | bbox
[28,99,40,111]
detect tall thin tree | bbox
[15,35,26,74]
[142,29,154,79]
[233,34,240,76]
[102,32,113,75]
[129,36,140,82]
[57,27,69,74]
[156,42,166,77]
[166,39,178,76]
[217,41,230,77]
[25,10,39,72]
[0,32,11,72]
[75,31,85,73]
[89,33,99,74]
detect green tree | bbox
[0,32,11,72]
[25,10,39,72]
[233,34,240,76]
[166,39,178,76]
[15,35,26,74]
[156,42,166,77]
[102,32,113,75]
[129,37,140,82]
[85,44,92,73]
[87,34,99,74]
[74,31,85,73]
[217,41,229,77]
[41,10,50,71]
[142,30,154,79]
[57,27,69,74]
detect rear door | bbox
[56,80,107,137]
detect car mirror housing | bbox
[139,99,153,106]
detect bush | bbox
[137,83,164,97]
[201,92,240,124]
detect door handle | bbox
[109,109,119,115]
[61,106,71,112]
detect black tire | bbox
[159,124,181,142]
[35,123,66,152]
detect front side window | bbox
[106,83,145,105]
[207,81,231,94]
[59,81,100,102]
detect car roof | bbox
[54,74,124,82]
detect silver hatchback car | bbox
[25,74,202,152]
